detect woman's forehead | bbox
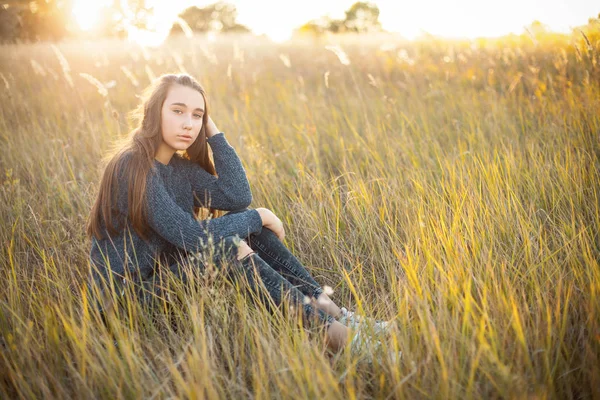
[165,84,205,109]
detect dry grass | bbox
[0,31,599,399]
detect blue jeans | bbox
[142,209,335,329]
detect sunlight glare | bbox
[126,27,170,48]
[121,0,204,47]
[265,28,293,43]
[72,0,598,46]
[72,0,112,31]
[207,31,217,42]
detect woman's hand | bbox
[255,208,285,241]
[205,115,220,138]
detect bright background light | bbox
[230,0,598,40]
[71,0,599,41]
[72,0,113,31]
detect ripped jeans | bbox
[140,209,336,329]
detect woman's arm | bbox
[187,133,253,210]
[146,171,262,252]
[187,118,253,210]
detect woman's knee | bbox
[246,227,280,253]
[236,240,254,260]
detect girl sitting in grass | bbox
[86,73,394,361]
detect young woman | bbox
[86,73,392,358]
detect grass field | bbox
[0,32,599,398]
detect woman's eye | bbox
[173,109,182,114]
[194,114,202,118]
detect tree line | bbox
[0,0,384,42]
[1,0,598,43]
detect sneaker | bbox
[338,307,394,335]
[349,324,402,364]
[349,324,380,362]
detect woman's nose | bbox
[182,118,192,130]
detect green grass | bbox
[0,32,599,398]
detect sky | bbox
[231,0,598,40]
[72,0,600,44]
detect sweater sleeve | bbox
[187,132,253,210]
[145,169,263,252]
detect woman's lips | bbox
[178,135,193,141]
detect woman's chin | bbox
[174,143,193,151]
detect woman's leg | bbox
[144,235,344,343]
[233,242,393,357]
[231,248,351,352]
[227,249,336,330]
[137,234,357,353]
[245,227,343,319]
[242,221,394,335]
[135,235,243,307]
[221,209,325,297]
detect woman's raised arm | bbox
[186,132,253,210]
[146,171,262,252]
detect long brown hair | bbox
[87,73,221,241]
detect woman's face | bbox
[159,84,205,153]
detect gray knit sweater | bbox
[89,132,263,289]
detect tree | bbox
[0,0,72,42]
[297,16,334,36]
[114,0,153,29]
[343,1,381,33]
[294,1,382,37]
[0,5,21,42]
[170,1,250,35]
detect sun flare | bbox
[72,0,112,31]
[67,0,598,46]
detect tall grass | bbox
[0,32,598,398]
